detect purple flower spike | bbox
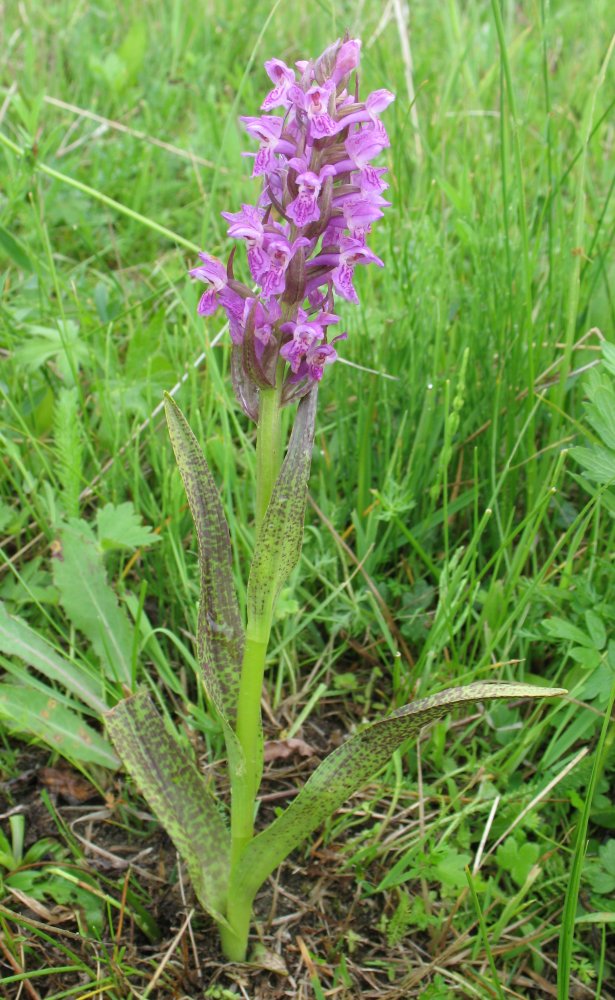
[191,35,394,414]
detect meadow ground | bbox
[1,1,614,997]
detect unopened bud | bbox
[332,39,361,86]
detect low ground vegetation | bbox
[0,1,613,996]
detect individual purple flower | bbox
[244,296,281,347]
[280,308,340,373]
[305,337,343,381]
[222,205,270,286]
[189,253,231,316]
[288,81,341,139]
[345,119,391,169]
[358,165,389,195]
[258,235,309,297]
[286,330,347,384]
[339,197,385,242]
[365,89,396,118]
[240,116,296,176]
[280,323,322,374]
[189,252,250,343]
[307,237,384,303]
[261,59,296,110]
[337,89,396,135]
[222,203,264,242]
[331,240,384,303]
[286,162,335,227]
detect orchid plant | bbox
[105,38,565,962]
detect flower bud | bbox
[331,39,361,87]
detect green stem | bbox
[218,888,255,962]
[223,366,285,960]
[230,634,269,863]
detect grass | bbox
[1,0,614,996]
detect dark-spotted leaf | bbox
[164,394,243,727]
[106,690,230,921]
[232,682,566,901]
[247,388,317,638]
[0,684,119,768]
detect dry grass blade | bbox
[141,908,195,999]
[479,746,589,863]
[44,95,226,171]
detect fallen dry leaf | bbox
[262,738,316,763]
[38,767,99,803]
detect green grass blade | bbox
[465,865,506,1000]
[106,689,230,922]
[557,679,615,999]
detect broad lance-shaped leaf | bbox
[53,519,134,687]
[0,601,107,714]
[164,393,244,727]
[247,387,317,638]
[106,690,230,922]
[232,682,566,901]
[0,684,119,769]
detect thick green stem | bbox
[218,884,256,962]
[230,634,268,863]
[223,367,285,960]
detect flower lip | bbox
[189,252,228,290]
[262,59,296,110]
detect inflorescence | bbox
[190,37,394,416]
